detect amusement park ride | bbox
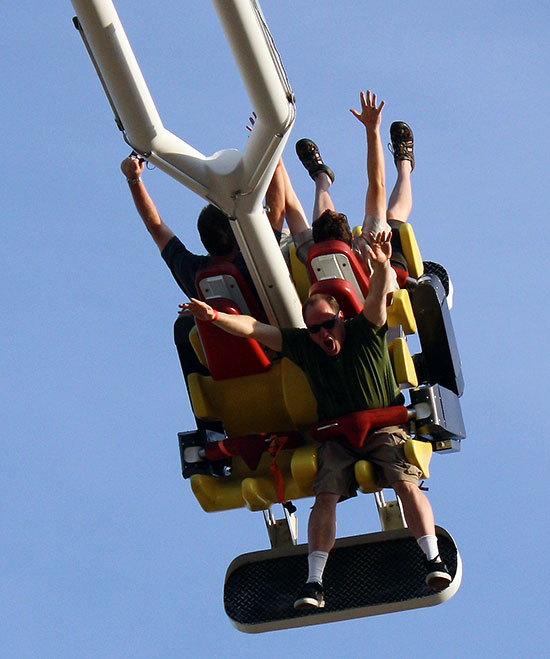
[71,0,466,633]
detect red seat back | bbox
[195,264,271,381]
[308,240,371,297]
[196,261,268,323]
[308,279,363,318]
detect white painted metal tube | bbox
[71,0,304,328]
[213,0,292,127]
[71,0,204,165]
[212,0,295,194]
[229,206,305,329]
[71,0,162,150]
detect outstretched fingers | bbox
[178,297,216,321]
[350,89,384,127]
[367,231,392,263]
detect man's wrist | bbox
[127,177,142,186]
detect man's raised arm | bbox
[120,156,175,252]
[362,232,394,327]
[179,298,283,353]
[350,90,387,236]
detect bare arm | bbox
[179,298,283,352]
[120,156,175,251]
[350,91,387,232]
[362,232,394,327]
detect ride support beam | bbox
[71,0,304,328]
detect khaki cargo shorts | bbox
[313,425,422,500]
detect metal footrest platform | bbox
[224,526,461,633]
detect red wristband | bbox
[208,309,219,322]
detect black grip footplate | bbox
[224,526,461,633]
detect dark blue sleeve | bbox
[161,236,209,299]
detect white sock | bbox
[417,534,440,561]
[307,551,329,584]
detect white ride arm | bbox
[71,0,303,328]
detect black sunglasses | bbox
[307,314,339,334]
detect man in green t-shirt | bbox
[180,228,452,609]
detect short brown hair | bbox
[312,209,352,246]
[197,204,237,256]
[302,293,340,322]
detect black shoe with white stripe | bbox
[425,556,452,592]
[293,581,325,610]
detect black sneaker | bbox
[295,139,335,183]
[425,557,452,592]
[293,581,325,610]
[388,121,415,171]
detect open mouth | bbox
[323,336,336,353]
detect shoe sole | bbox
[293,596,326,610]
[426,572,452,592]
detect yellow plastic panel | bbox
[187,372,212,420]
[355,460,382,494]
[399,223,424,278]
[188,359,317,436]
[280,359,319,428]
[188,326,207,367]
[289,242,311,302]
[387,289,417,335]
[241,476,308,511]
[389,337,418,388]
[290,443,318,493]
[190,474,245,512]
[404,439,432,478]
[241,477,278,511]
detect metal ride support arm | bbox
[71,0,304,329]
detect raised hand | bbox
[120,154,144,179]
[367,231,392,266]
[178,297,217,321]
[350,90,384,129]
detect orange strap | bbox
[215,441,235,458]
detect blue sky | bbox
[3,1,549,656]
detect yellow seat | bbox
[188,358,318,437]
[191,434,431,512]
[190,442,317,512]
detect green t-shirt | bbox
[281,313,403,421]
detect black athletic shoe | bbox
[388,121,415,171]
[425,557,452,592]
[293,581,326,610]
[295,139,335,183]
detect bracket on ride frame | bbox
[374,491,407,531]
[263,504,298,549]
